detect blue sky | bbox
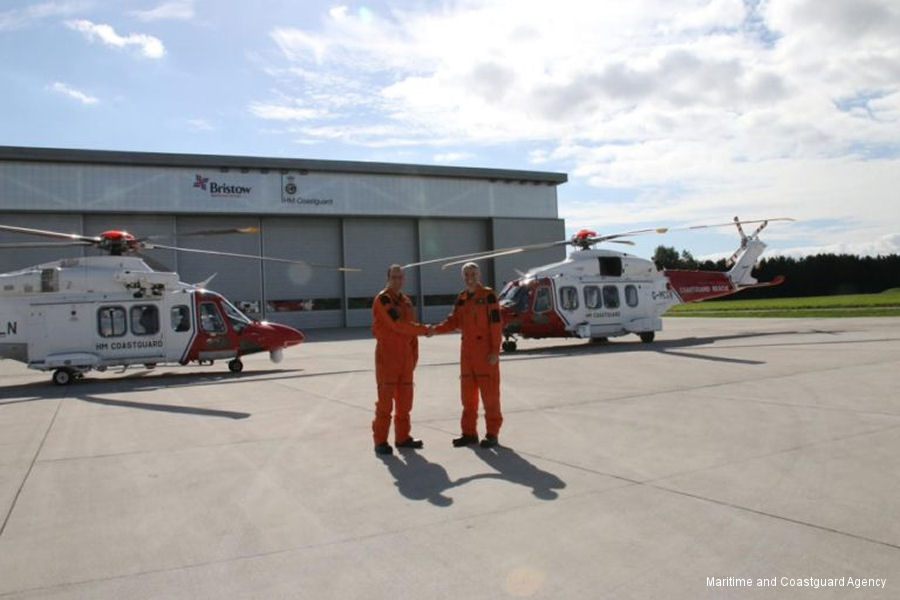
[2,0,899,261]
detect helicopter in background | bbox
[0,224,355,384]
[406,217,793,351]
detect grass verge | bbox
[668,289,900,318]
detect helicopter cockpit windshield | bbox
[213,294,253,332]
[499,283,530,313]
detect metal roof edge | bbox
[0,146,568,185]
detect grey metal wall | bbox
[0,212,84,271]
[344,218,419,327]
[261,217,343,329]
[174,215,264,310]
[492,218,567,287]
[0,161,559,219]
[0,212,566,330]
[417,219,490,323]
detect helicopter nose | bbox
[266,322,305,348]
[247,321,305,349]
[277,323,305,347]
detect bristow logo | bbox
[192,174,252,197]
[193,174,209,191]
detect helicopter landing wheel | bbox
[639,331,655,344]
[228,358,244,373]
[501,340,518,353]
[589,337,609,345]
[52,368,74,386]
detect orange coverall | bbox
[434,284,503,437]
[371,288,427,445]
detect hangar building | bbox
[0,146,566,329]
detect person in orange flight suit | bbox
[432,262,503,448]
[372,264,430,456]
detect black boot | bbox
[374,442,393,455]
[452,434,479,447]
[396,437,424,449]
[480,434,499,448]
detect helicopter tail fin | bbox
[726,217,770,288]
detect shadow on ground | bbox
[379,445,566,506]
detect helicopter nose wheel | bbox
[501,340,517,353]
[228,358,244,373]
[639,331,655,343]
[52,368,74,386]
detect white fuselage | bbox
[0,256,198,370]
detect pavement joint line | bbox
[0,476,636,598]
[476,431,900,555]
[646,483,900,552]
[17,356,900,466]
[504,356,900,416]
[0,397,63,539]
[640,422,900,488]
[691,393,900,419]
[3,442,896,600]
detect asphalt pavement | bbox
[1,317,898,599]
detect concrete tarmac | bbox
[0,317,898,599]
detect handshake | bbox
[423,324,436,338]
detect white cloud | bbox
[47,81,98,104]
[433,152,473,163]
[186,118,214,131]
[66,19,165,58]
[0,1,90,31]
[249,101,325,121]
[253,0,900,250]
[132,0,194,21]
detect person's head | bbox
[386,264,405,292]
[462,262,481,291]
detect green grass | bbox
[667,289,900,318]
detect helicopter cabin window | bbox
[625,285,639,307]
[584,285,602,309]
[171,305,190,332]
[97,306,127,338]
[598,257,623,277]
[559,286,579,311]
[199,302,226,334]
[533,286,552,313]
[41,268,59,293]
[131,305,159,336]
[603,285,620,309]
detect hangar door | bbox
[261,217,343,329]
[418,219,490,323]
[0,213,84,271]
[175,216,263,317]
[344,219,418,327]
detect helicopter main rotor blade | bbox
[585,227,670,244]
[404,238,571,270]
[0,224,100,244]
[0,241,94,249]
[149,243,360,271]
[134,252,174,272]
[668,217,795,232]
[140,227,261,242]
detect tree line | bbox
[652,246,900,298]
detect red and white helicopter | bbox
[407,217,792,351]
[0,224,354,385]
